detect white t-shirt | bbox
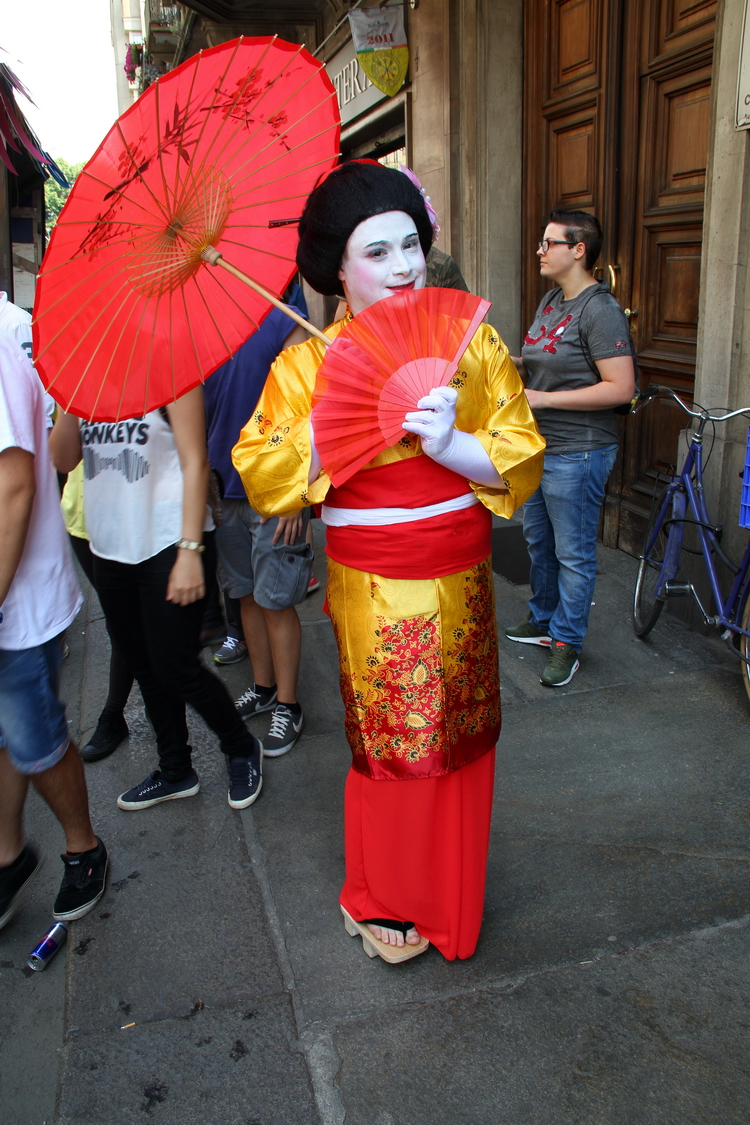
[0,291,56,428]
[0,335,82,650]
[81,409,213,564]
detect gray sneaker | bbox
[505,613,552,646]
[214,636,248,665]
[235,684,277,718]
[262,704,304,757]
[540,642,580,687]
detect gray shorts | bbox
[215,498,313,610]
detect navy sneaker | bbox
[53,837,109,922]
[262,704,304,757]
[0,845,42,930]
[117,769,200,810]
[227,737,263,809]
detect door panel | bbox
[640,226,703,356]
[553,0,602,94]
[654,0,716,60]
[547,104,600,207]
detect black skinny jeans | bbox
[69,533,134,717]
[93,540,254,781]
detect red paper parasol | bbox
[33,37,339,421]
[311,287,491,486]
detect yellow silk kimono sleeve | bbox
[232,330,339,517]
[453,324,545,518]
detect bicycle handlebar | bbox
[632,384,750,423]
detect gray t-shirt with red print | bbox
[521,282,631,453]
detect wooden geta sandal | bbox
[341,906,429,964]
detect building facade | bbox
[122,0,750,566]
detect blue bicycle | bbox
[632,386,750,700]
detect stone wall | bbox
[409,0,524,350]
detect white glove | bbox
[403,386,502,487]
[403,385,458,456]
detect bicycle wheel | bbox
[740,588,750,706]
[633,486,677,637]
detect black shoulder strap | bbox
[576,286,638,381]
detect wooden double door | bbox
[523,0,715,553]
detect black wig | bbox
[296,160,434,297]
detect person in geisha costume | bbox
[232,161,545,962]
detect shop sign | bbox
[737,0,750,128]
[326,38,387,127]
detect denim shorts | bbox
[216,498,313,610]
[0,635,70,774]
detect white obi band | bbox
[321,491,479,527]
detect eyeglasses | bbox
[538,239,578,253]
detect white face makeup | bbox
[338,210,427,315]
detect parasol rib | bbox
[201,263,262,331]
[223,99,340,190]
[201,246,330,346]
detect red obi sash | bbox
[324,456,491,579]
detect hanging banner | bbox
[348,6,409,98]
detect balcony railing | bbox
[146,1,181,32]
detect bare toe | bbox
[405,927,421,945]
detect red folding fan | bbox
[311,287,491,486]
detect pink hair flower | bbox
[399,164,440,240]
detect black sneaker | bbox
[80,712,129,762]
[234,684,277,718]
[0,846,42,929]
[262,704,304,758]
[117,769,200,810]
[227,738,263,809]
[53,837,109,922]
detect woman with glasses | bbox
[506,209,635,685]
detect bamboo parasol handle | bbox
[201,246,331,347]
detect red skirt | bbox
[339,748,495,960]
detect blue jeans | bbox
[522,444,618,651]
[0,635,70,774]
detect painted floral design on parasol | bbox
[311,287,491,486]
[33,36,339,421]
